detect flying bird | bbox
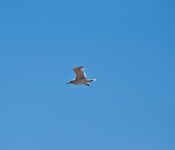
[67,66,96,87]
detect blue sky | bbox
[0,0,175,150]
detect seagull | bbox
[67,66,96,87]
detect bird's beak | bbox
[67,82,69,84]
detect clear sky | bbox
[0,0,175,150]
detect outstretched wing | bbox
[73,66,86,80]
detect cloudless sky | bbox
[0,0,175,150]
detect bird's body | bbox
[69,79,95,85]
[67,66,96,87]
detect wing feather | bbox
[73,66,86,80]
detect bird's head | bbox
[67,81,73,84]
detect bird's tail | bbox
[89,79,96,82]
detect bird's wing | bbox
[73,66,86,80]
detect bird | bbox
[67,66,96,87]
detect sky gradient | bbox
[0,0,175,150]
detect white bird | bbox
[67,66,96,87]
